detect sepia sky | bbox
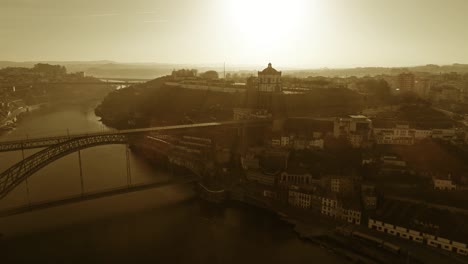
[1,0,468,67]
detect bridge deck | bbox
[0,119,271,152]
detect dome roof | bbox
[259,63,280,75]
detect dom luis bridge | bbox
[0,119,271,216]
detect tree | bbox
[200,70,219,80]
[171,69,197,78]
[33,63,67,76]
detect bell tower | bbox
[257,63,282,110]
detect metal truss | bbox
[0,134,128,199]
[0,119,271,199]
[0,119,271,152]
[0,136,72,152]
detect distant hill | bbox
[1,61,468,79]
[285,64,468,78]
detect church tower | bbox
[257,63,282,110]
[258,63,282,92]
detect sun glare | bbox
[227,0,310,53]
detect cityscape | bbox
[1,0,468,263]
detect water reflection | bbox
[0,100,344,263]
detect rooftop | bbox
[371,199,468,243]
[259,63,281,75]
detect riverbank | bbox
[220,195,380,263]
[0,89,349,263]
[0,103,48,132]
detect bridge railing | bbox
[0,134,128,199]
[0,119,272,152]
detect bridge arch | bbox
[0,134,128,199]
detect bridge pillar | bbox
[126,144,132,187]
[21,145,31,207]
[78,150,85,196]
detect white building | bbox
[321,195,361,225]
[414,129,433,140]
[280,171,313,186]
[381,155,406,167]
[289,189,312,209]
[280,136,290,147]
[368,219,467,256]
[258,63,282,93]
[271,138,281,147]
[374,125,455,145]
[333,115,372,138]
[245,170,276,186]
[432,129,456,141]
[433,175,456,190]
[342,207,362,225]
[373,125,415,145]
[329,177,354,194]
[309,139,324,149]
[321,196,340,217]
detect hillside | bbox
[95,76,365,129]
[3,61,468,79]
[95,77,244,128]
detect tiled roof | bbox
[259,63,281,75]
[371,198,468,243]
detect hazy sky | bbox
[1,0,467,67]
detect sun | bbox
[227,0,310,52]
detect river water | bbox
[0,100,344,263]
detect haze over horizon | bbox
[1,0,468,68]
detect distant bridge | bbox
[0,120,271,199]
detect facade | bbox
[369,199,468,256]
[414,129,433,140]
[397,72,415,91]
[233,108,254,121]
[361,184,378,210]
[292,138,307,150]
[271,135,324,150]
[381,155,406,167]
[373,125,415,145]
[280,136,290,147]
[321,195,361,225]
[258,63,282,93]
[374,125,455,145]
[271,138,281,147]
[414,78,432,97]
[321,196,340,217]
[330,177,354,194]
[432,129,456,141]
[280,171,313,186]
[362,155,375,165]
[433,176,456,190]
[256,63,282,110]
[333,115,372,147]
[246,170,276,186]
[368,219,467,255]
[233,108,271,121]
[309,139,324,149]
[241,151,261,170]
[342,207,362,225]
[348,134,364,148]
[362,195,378,210]
[429,86,461,102]
[288,188,312,209]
